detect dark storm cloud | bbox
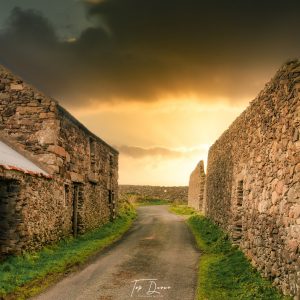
[0,1,300,106]
[117,145,201,159]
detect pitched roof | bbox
[0,140,50,177]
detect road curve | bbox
[32,205,200,300]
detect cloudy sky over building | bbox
[0,0,299,185]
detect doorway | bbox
[72,184,83,237]
[232,180,244,244]
[108,190,116,221]
[0,179,20,257]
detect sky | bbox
[0,0,300,185]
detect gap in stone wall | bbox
[232,180,243,244]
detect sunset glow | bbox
[1,0,299,185]
[70,99,246,185]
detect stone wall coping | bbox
[208,59,300,153]
[57,105,119,155]
[0,64,118,155]
[120,184,188,188]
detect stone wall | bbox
[0,178,21,257]
[205,60,300,297]
[0,168,68,257]
[0,65,119,254]
[119,185,188,202]
[57,106,118,232]
[0,65,60,174]
[188,160,206,211]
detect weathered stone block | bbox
[70,172,84,183]
[287,184,300,203]
[10,84,23,91]
[47,145,68,158]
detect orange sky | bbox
[70,99,247,185]
[1,1,299,185]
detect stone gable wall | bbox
[0,168,68,257]
[188,160,206,211]
[0,65,60,174]
[205,60,300,297]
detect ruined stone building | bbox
[188,60,300,297]
[0,65,118,257]
[188,161,206,211]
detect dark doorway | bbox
[232,180,244,244]
[108,190,116,221]
[0,179,20,258]
[72,184,83,237]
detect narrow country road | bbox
[32,206,200,300]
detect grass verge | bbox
[170,205,289,300]
[134,197,170,206]
[169,204,198,216]
[0,202,136,300]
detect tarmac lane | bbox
[32,205,200,300]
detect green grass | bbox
[169,204,198,216]
[0,202,136,300]
[187,215,290,300]
[135,197,170,206]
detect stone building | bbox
[0,65,118,258]
[188,60,300,297]
[188,160,206,211]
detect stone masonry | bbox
[119,185,188,202]
[188,160,206,211]
[189,59,300,298]
[0,65,119,257]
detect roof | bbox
[0,140,50,177]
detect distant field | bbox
[134,197,171,206]
[169,204,197,215]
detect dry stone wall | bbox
[205,60,300,297]
[188,160,206,211]
[119,185,188,202]
[0,65,60,174]
[0,168,68,257]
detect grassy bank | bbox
[0,203,136,300]
[169,204,197,216]
[171,205,289,300]
[134,197,170,206]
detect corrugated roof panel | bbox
[0,140,49,177]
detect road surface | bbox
[32,205,200,300]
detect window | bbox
[89,137,96,172]
[64,184,70,207]
[89,137,96,158]
[109,154,114,178]
[109,154,114,167]
[237,180,243,207]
